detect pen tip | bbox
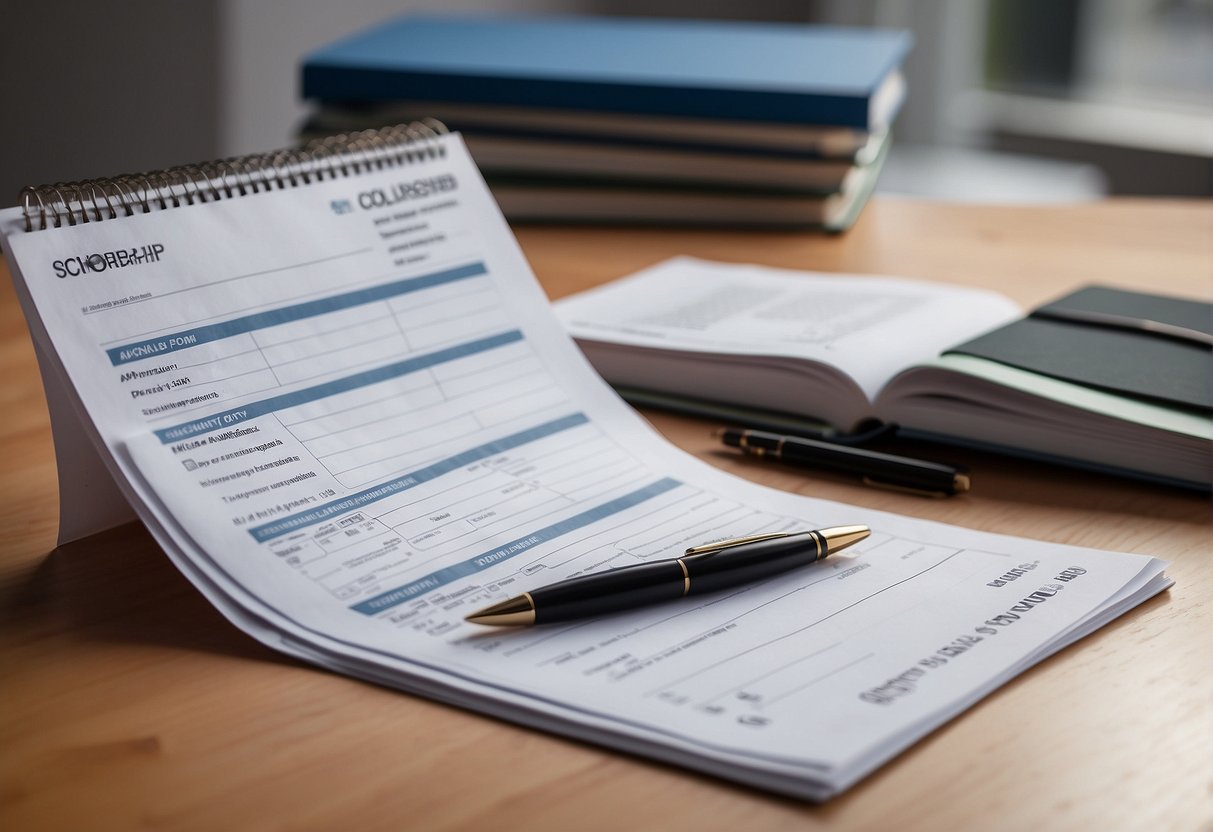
[821,525,871,555]
[464,593,537,626]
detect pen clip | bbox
[684,531,799,555]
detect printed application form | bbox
[1,134,1170,800]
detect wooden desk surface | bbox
[1,198,1210,831]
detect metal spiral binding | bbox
[18,119,448,233]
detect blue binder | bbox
[303,15,912,130]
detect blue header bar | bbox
[107,261,487,366]
[153,329,523,443]
[350,477,682,615]
[248,412,590,541]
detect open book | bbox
[555,257,1211,488]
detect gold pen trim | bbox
[463,591,536,626]
[676,558,690,596]
[736,430,785,460]
[739,429,766,458]
[808,529,823,561]
[684,531,800,556]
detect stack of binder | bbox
[301,15,912,231]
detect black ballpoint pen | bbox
[464,525,870,626]
[720,427,969,497]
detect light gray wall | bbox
[0,0,584,202]
[0,1,221,200]
[217,0,585,157]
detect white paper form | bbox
[2,135,1170,799]
[126,434,1171,790]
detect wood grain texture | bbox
[1,198,1210,831]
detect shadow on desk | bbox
[707,442,1208,524]
[1,522,291,666]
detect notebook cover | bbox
[1038,285,1213,335]
[302,15,911,129]
[947,286,1212,411]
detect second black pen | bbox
[720,427,969,496]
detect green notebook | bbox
[949,285,1212,411]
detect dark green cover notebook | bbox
[948,286,1212,412]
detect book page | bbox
[555,257,1022,401]
[1,136,1168,800]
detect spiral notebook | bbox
[0,127,1170,801]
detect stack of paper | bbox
[1,133,1169,800]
